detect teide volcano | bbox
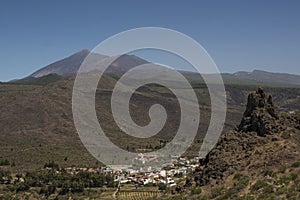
[28,49,148,78]
[21,49,300,87]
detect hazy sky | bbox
[1,0,300,81]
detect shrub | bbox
[262,184,274,194]
[257,193,276,199]
[281,132,291,139]
[25,171,40,187]
[210,186,224,198]
[158,183,167,191]
[191,187,202,195]
[276,175,291,185]
[59,183,70,195]
[233,173,243,180]
[71,182,84,193]
[278,166,286,173]
[250,180,269,192]
[39,184,56,196]
[0,169,11,184]
[15,183,30,192]
[0,169,11,178]
[291,161,300,168]
[236,195,255,200]
[254,150,262,155]
[290,173,298,181]
[43,161,59,170]
[233,173,250,191]
[264,169,275,177]
[0,159,10,166]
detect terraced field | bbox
[118,190,161,200]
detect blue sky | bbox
[1,0,300,81]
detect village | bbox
[63,154,201,188]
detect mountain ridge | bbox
[13,49,300,87]
[232,69,300,85]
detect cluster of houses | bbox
[63,154,201,188]
[109,167,179,187]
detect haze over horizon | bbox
[1,0,300,81]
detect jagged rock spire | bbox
[238,87,279,136]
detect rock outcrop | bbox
[192,88,300,188]
[238,87,279,136]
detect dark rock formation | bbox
[238,88,279,136]
[191,88,300,187]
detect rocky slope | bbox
[188,88,300,199]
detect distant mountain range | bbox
[231,70,300,86]
[19,49,300,86]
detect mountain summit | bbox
[28,49,148,78]
[30,49,95,78]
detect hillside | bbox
[180,88,300,200]
[0,72,300,199]
[1,73,300,171]
[29,49,93,78]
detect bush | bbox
[264,169,275,177]
[250,180,269,192]
[158,183,167,191]
[291,161,300,168]
[281,132,291,139]
[257,193,276,199]
[276,175,291,185]
[233,173,243,180]
[210,186,224,198]
[290,173,298,181]
[0,169,11,184]
[278,166,286,173]
[59,183,70,195]
[236,195,255,200]
[47,184,56,196]
[39,184,56,196]
[191,187,202,195]
[71,182,84,193]
[233,173,250,191]
[15,183,30,192]
[0,159,10,166]
[25,171,40,187]
[43,161,59,170]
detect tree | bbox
[0,159,10,166]
[15,183,30,193]
[60,182,70,195]
[158,183,167,191]
[43,160,59,170]
[71,182,84,193]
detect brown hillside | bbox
[0,76,299,173]
[189,88,300,199]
